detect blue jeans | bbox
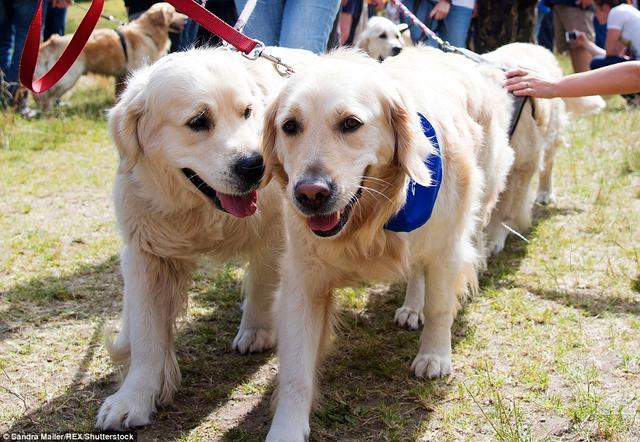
[403,0,473,49]
[590,55,629,70]
[0,0,40,84]
[42,1,67,41]
[233,0,341,54]
[179,18,200,50]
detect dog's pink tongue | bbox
[307,212,340,232]
[217,190,257,218]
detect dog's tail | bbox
[562,95,606,117]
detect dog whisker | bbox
[359,185,392,203]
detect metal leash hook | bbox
[240,40,295,77]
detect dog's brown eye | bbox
[187,112,211,132]
[282,119,300,136]
[379,32,387,39]
[341,117,363,133]
[243,106,252,119]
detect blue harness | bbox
[384,113,443,233]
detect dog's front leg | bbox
[232,250,278,354]
[411,260,458,378]
[267,267,335,442]
[97,246,192,430]
[395,267,425,330]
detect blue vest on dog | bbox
[384,113,443,233]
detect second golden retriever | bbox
[262,47,514,440]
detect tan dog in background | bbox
[34,2,186,111]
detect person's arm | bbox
[575,30,606,56]
[504,62,640,97]
[604,28,626,56]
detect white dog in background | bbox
[356,16,412,61]
[482,43,605,255]
[262,47,514,440]
[95,47,315,430]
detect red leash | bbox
[20,0,260,94]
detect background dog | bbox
[34,2,186,111]
[95,47,311,430]
[482,43,605,255]
[356,16,412,61]
[262,47,514,440]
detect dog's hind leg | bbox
[536,133,565,205]
[97,246,192,430]
[395,268,425,330]
[232,250,278,354]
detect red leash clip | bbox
[19,0,260,94]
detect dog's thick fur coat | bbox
[262,47,514,440]
[95,47,317,430]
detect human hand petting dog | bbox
[430,0,451,21]
[505,68,558,98]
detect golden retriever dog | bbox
[33,2,186,111]
[261,47,514,440]
[356,16,412,61]
[95,47,316,430]
[481,43,605,255]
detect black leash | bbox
[114,28,128,63]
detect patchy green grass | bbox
[1,56,639,441]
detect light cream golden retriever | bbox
[95,47,316,430]
[356,16,412,61]
[34,2,186,111]
[482,43,605,255]
[261,47,514,440]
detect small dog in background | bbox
[33,2,186,111]
[356,16,412,61]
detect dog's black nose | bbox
[295,178,332,210]
[234,153,264,186]
[392,46,402,56]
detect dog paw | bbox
[535,191,555,205]
[394,307,424,330]
[411,352,452,379]
[96,388,155,430]
[266,421,310,442]
[233,327,276,354]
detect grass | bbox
[1,41,639,441]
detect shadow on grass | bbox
[3,202,578,440]
[527,286,640,317]
[220,284,474,441]
[4,257,273,441]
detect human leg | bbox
[279,0,341,53]
[234,0,282,46]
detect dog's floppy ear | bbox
[355,31,370,53]
[109,69,149,174]
[384,88,433,186]
[147,4,174,28]
[261,95,287,188]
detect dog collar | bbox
[384,112,443,233]
[114,28,128,63]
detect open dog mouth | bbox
[306,185,363,238]
[181,168,257,218]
